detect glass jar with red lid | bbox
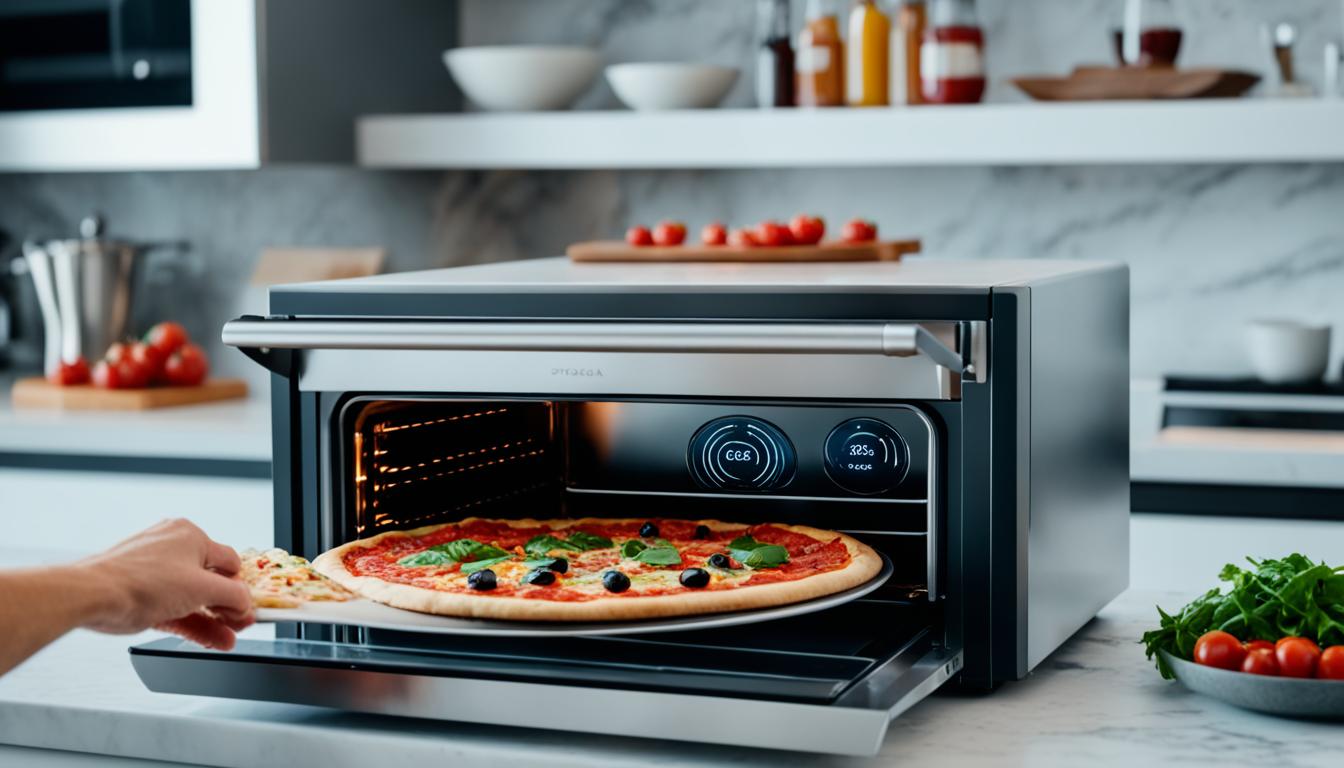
[920,0,985,104]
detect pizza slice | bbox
[239,547,357,608]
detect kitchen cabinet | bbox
[0,0,457,172]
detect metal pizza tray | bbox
[256,553,892,637]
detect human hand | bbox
[76,518,254,650]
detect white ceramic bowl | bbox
[605,63,739,110]
[443,46,602,111]
[1245,319,1331,384]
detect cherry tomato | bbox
[144,321,189,358]
[841,218,878,243]
[1241,647,1280,676]
[1243,640,1275,654]
[754,220,794,247]
[1275,637,1321,678]
[1317,646,1344,680]
[91,359,120,389]
[625,226,653,246]
[701,221,727,246]
[92,356,149,389]
[1193,630,1246,671]
[163,342,208,387]
[49,356,91,386]
[103,341,131,365]
[130,340,168,383]
[789,214,826,245]
[652,220,687,246]
[727,228,757,248]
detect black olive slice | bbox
[602,570,631,593]
[639,521,660,538]
[523,568,557,586]
[467,570,497,591]
[679,568,710,588]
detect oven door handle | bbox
[222,318,968,372]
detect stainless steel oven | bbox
[130,257,1130,756]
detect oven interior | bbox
[324,396,943,704]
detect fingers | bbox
[208,603,256,631]
[189,570,253,618]
[157,613,238,651]
[204,540,242,576]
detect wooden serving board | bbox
[1012,67,1260,101]
[568,239,921,264]
[11,377,249,411]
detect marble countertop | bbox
[1,586,1340,768]
[0,373,271,462]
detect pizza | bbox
[239,547,357,608]
[311,517,882,622]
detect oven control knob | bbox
[824,418,910,495]
[688,417,795,491]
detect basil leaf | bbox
[566,531,614,550]
[524,535,582,558]
[727,535,789,569]
[397,549,455,567]
[633,546,682,567]
[523,557,561,570]
[620,540,648,558]
[459,555,513,575]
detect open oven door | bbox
[130,599,961,757]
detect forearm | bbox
[0,564,110,676]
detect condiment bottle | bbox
[889,1,926,105]
[846,0,890,106]
[921,0,985,104]
[755,0,795,107]
[796,0,845,107]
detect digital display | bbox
[688,416,795,491]
[824,418,908,495]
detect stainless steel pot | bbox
[17,214,186,376]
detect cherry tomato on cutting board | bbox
[163,342,209,387]
[727,228,757,248]
[1317,646,1344,680]
[48,356,90,386]
[1193,630,1246,671]
[130,340,167,382]
[841,218,878,243]
[144,321,189,359]
[1275,637,1321,678]
[625,226,653,247]
[754,220,794,247]
[1241,647,1279,676]
[701,221,727,246]
[789,214,825,245]
[652,221,687,246]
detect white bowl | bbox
[605,63,739,110]
[1245,319,1331,384]
[443,46,602,111]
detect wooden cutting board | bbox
[11,377,249,411]
[568,239,921,264]
[1012,67,1260,101]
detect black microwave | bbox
[0,0,191,112]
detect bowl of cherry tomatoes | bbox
[1160,634,1344,719]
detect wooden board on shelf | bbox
[568,239,921,264]
[11,377,249,411]
[1012,67,1260,101]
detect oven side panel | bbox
[1020,266,1131,674]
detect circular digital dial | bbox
[824,418,909,495]
[688,416,796,491]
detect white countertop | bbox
[0,584,1339,768]
[0,374,271,462]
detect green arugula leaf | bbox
[524,535,583,558]
[727,535,790,569]
[566,531,614,550]
[459,555,513,575]
[397,538,508,568]
[620,540,648,558]
[632,546,682,567]
[397,549,455,567]
[523,557,565,570]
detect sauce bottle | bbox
[889,1,926,105]
[846,0,890,106]
[921,0,985,104]
[796,0,845,107]
[755,0,795,107]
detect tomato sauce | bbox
[343,519,853,602]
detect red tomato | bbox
[130,341,168,383]
[1193,630,1246,671]
[103,341,131,365]
[91,359,119,389]
[1243,639,1275,654]
[1317,646,1344,680]
[841,218,878,243]
[789,214,825,245]
[164,343,208,387]
[92,357,149,389]
[1275,637,1321,678]
[49,356,91,386]
[625,226,653,246]
[144,321,189,358]
[1241,647,1280,676]
[727,228,757,248]
[652,221,687,246]
[701,221,727,246]
[754,220,794,247]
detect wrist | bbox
[62,559,129,631]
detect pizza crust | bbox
[311,517,884,622]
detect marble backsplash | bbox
[1,0,1343,386]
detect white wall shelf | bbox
[359,100,1344,169]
